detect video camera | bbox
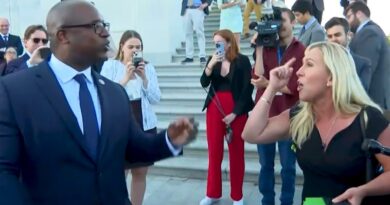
[249,4,282,48]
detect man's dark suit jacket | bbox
[0,34,24,58]
[0,62,173,205]
[350,21,390,109]
[0,62,7,76]
[181,0,213,16]
[350,51,371,92]
[3,53,29,75]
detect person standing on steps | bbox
[181,0,213,64]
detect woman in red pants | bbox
[199,29,254,205]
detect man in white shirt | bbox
[0,17,23,61]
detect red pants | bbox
[205,91,247,201]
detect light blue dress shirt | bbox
[356,20,370,33]
[304,16,317,31]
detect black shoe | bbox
[181,58,194,64]
[200,57,207,63]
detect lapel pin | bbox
[98,79,105,85]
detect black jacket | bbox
[200,53,254,115]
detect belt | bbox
[187,5,201,9]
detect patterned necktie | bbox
[74,74,99,160]
[187,0,193,6]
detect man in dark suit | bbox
[0,17,23,61]
[324,17,371,91]
[346,2,390,109]
[340,0,367,12]
[0,1,198,205]
[4,25,48,75]
[180,0,212,64]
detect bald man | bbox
[0,18,23,61]
[0,1,198,205]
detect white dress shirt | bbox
[48,55,180,155]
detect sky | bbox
[284,0,390,35]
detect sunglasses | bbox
[32,38,48,44]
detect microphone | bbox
[362,139,390,156]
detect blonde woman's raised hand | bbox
[268,58,295,92]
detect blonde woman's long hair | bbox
[290,42,381,148]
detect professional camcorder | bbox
[249,4,282,48]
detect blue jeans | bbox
[257,139,296,205]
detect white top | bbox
[100,59,161,131]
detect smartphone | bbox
[132,51,143,68]
[215,42,225,61]
[39,47,52,59]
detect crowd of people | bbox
[198,0,390,205]
[0,0,389,205]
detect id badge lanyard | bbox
[277,46,283,66]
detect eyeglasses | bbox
[5,50,16,54]
[60,21,110,35]
[32,38,49,44]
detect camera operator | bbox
[250,7,305,205]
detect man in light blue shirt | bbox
[292,0,325,47]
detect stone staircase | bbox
[149,7,304,185]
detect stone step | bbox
[203,18,258,26]
[155,64,203,72]
[149,155,304,185]
[181,39,253,47]
[159,92,206,108]
[157,72,202,83]
[181,36,250,44]
[171,54,254,63]
[175,46,254,56]
[157,120,258,159]
[156,120,286,161]
[158,82,205,94]
[186,137,260,160]
[202,31,255,39]
[154,105,205,123]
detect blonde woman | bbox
[242,42,390,205]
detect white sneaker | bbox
[199,196,220,205]
[233,198,244,205]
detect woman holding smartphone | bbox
[100,30,161,205]
[200,29,254,205]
